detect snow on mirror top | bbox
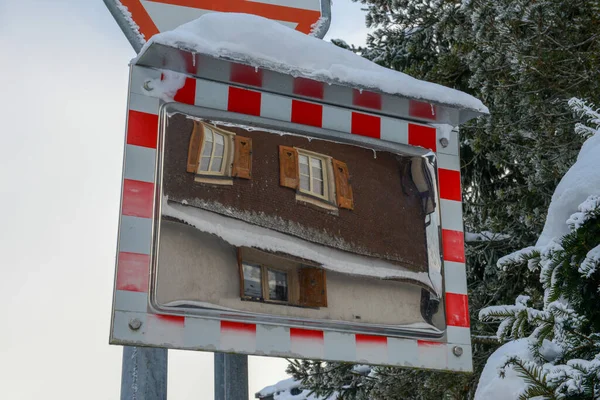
[137,13,488,114]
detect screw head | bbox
[453,346,464,357]
[129,318,142,331]
[439,137,450,148]
[143,80,154,91]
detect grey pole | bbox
[214,353,249,400]
[121,346,168,400]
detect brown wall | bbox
[163,114,428,272]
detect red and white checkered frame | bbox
[110,62,471,372]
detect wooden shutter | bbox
[186,122,204,173]
[299,267,327,307]
[232,136,252,179]
[333,159,354,210]
[279,146,299,189]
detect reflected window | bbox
[268,269,288,302]
[242,263,262,299]
[199,127,229,175]
[238,249,327,308]
[186,121,253,184]
[278,146,353,210]
[298,152,328,200]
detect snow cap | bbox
[474,339,533,400]
[536,131,600,246]
[137,13,488,115]
[256,377,337,399]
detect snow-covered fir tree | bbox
[288,1,600,398]
[477,99,600,399]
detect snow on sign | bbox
[109,14,488,372]
[103,0,331,52]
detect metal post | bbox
[121,346,168,400]
[214,353,249,400]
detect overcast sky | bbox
[0,1,369,398]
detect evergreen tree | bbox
[287,1,600,398]
[478,199,600,398]
[478,99,600,399]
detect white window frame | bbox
[197,123,235,177]
[296,149,331,202]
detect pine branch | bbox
[503,357,557,400]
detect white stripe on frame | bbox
[444,261,468,295]
[119,215,153,255]
[440,199,464,232]
[447,325,472,346]
[124,144,156,183]
[195,79,229,111]
[114,290,148,313]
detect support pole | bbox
[214,353,249,400]
[121,346,168,400]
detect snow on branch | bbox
[579,245,600,279]
[479,296,540,340]
[465,231,511,242]
[497,246,540,272]
[568,97,600,138]
[566,194,600,232]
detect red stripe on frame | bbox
[417,340,443,347]
[221,321,257,333]
[352,89,382,110]
[355,334,388,345]
[408,124,437,152]
[116,252,150,293]
[409,100,437,120]
[293,77,324,99]
[154,314,185,326]
[290,328,324,340]
[174,78,197,105]
[127,110,158,149]
[227,87,261,116]
[351,112,381,139]
[442,229,465,263]
[446,292,470,327]
[230,63,263,87]
[122,179,154,218]
[291,100,323,127]
[438,169,462,201]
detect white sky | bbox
[0,1,368,398]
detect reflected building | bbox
[153,112,443,333]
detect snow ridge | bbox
[162,198,437,291]
[136,13,488,113]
